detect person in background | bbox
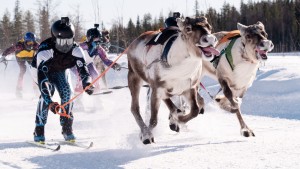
[31,17,94,143]
[164,12,181,28]
[0,32,39,98]
[161,12,181,65]
[72,24,121,94]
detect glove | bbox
[112,63,121,71]
[49,102,60,114]
[83,83,95,95]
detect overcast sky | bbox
[0,0,250,30]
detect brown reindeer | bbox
[127,16,219,144]
[201,22,274,137]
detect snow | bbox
[0,53,300,169]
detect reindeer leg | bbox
[145,88,162,143]
[128,65,153,144]
[178,88,203,123]
[220,79,255,137]
[164,98,183,132]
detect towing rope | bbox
[54,48,128,118]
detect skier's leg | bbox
[16,60,26,98]
[87,63,100,92]
[33,84,55,142]
[51,71,75,141]
[94,58,107,89]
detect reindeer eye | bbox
[186,26,192,32]
[261,32,268,38]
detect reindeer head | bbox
[177,16,219,61]
[238,22,274,60]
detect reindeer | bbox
[201,22,274,137]
[127,16,219,144]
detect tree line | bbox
[1,0,299,53]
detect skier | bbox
[161,12,181,65]
[31,17,94,143]
[72,24,121,94]
[0,32,39,98]
[164,12,181,28]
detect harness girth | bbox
[225,37,238,70]
[211,35,240,71]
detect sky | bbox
[0,0,249,30]
[0,53,300,168]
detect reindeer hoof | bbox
[143,139,151,144]
[199,108,204,114]
[241,128,255,137]
[169,124,180,132]
[140,132,155,144]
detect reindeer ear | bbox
[256,21,263,26]
[237,23,248,36]
[256,21,265,29]
[177,18,185,31]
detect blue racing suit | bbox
[32,38,92,129]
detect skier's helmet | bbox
[86,24,101,43]
[173,12,180,18]
[51,17,75,53]
[164,12,181,28]
[24,32,36,50]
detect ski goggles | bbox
[92,37,100,42]
[55,38,74,53]
[56,38,74,46]
[26,41,34,45]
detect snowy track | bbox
[0,54,300,169]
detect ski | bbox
[27,141,60,151]
[108,84,149,90]
[58,141,93,149]
[92,90,112,95]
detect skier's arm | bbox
[96,46,113,66]
[72,46,94,94]
[37,60,53,104]
[36,50,54,104]
[96,45,121,70]
[2,45,17,57]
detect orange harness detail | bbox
[217,30,240,46]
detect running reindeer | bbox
[127,16,219,144]
[201,21,274,137]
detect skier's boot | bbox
[62,120,76,142]
[33,126,45,143]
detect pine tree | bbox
[136,15,142,36]
[194,0,200,17]
[142,13,152,32]
[126,18,136,45]
[23,10,35,34]
[71,5,85,42]
[13,0,23,42]
[158,12,165,28]
[39,6,50,41]
[37,0,57,41]
[1,10,14,48]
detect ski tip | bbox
[89,142,94,148]
[92,91,113,95]
[54,144,61,151]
